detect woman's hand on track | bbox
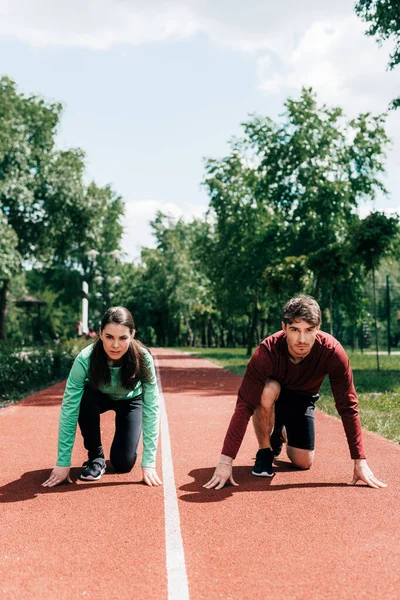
[142,467,163,486]
[348,459,387,489]
[42,466,72,487]
[203,461,238,490]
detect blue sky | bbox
[0,0,399,259]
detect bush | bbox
[0,338,91,403]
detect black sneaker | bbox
[270,426,286,457]
[252,448,274,477]
[79,458,106,481]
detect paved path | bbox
[1,349,399,599]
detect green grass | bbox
[175,347,400,444]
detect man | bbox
[204,295,386,490]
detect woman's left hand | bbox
[142,467,163,486]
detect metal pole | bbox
[82,281,89,335]
[386,274,391,355]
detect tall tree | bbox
[203,88,390,350]
[204,148,282,354]
[0,77,62,258]
[352,211,399,368]
[243,88,389,320]
[0,77,125,338]
[0,212,21,339]
[355,0,400,108]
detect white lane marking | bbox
[155,357,190,600]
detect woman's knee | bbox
[110,453,137,473]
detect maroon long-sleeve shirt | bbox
[221,330,366,460]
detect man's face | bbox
[282,319,320,361]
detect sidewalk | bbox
[1,349,399,599]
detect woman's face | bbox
[100,323,134,363]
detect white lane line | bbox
[155,357,190,600]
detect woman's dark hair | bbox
[89,307,152,390]
[282,295,321,327]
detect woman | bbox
[42,306,162,487]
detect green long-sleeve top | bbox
[56,343,160,468]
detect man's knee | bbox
[287,447,314,470]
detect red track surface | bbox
[1,348,399,599]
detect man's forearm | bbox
[218,454,233,465]
[221,399,254,458]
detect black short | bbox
[274,388,319,451]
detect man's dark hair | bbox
[282,295,321,327]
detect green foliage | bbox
[352,211,399,272]
[25,266,83,337]
[355,0,400,107]
[0,76,62,259]
[0,212,20,280]
[0,342,75,402]
[0,77,125,340]
[201,88,390,346]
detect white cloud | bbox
[121,198,207,260]
[2,1,397,114]
[2,0,399,232]
[0,0,364,51]
[256,16,399,113]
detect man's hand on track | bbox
[204,460,238,490]
[348,459,387,488]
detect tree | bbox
[0,77,126,338]
[202,88,390,351]
[0,213,21,339]
[204,148,283,354]
[352,211,399,368]
[243,88,390,323]
[355,0,400,108]
[140,213,214,346]
[0,77,62,258]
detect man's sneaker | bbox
[270,426,286,457]
[252,448,274,477]
[79,458,106,481]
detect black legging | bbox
[78,385,143,473]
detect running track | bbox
[1,348,399,599]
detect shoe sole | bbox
[79,466,106,481]
[252,470,274,477]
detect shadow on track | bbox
[0,465,146,503]
[178,464,363,503]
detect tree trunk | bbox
[372,266,380,371]
[0,279,10,340]
[207,319,213,347]
[329,288,333,336]
[260,318,266,341]
[201,319,207,347]
[227,320,234,347]
[246,291,259,356]
[219,324,225,348]
[313,275,320,299]
[185,318,194,347]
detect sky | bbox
[0,0,399,260]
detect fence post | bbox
[386,274,391,355]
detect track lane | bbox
[1,382,167,600]
[1,351,399,600]
[155,348,400,600]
